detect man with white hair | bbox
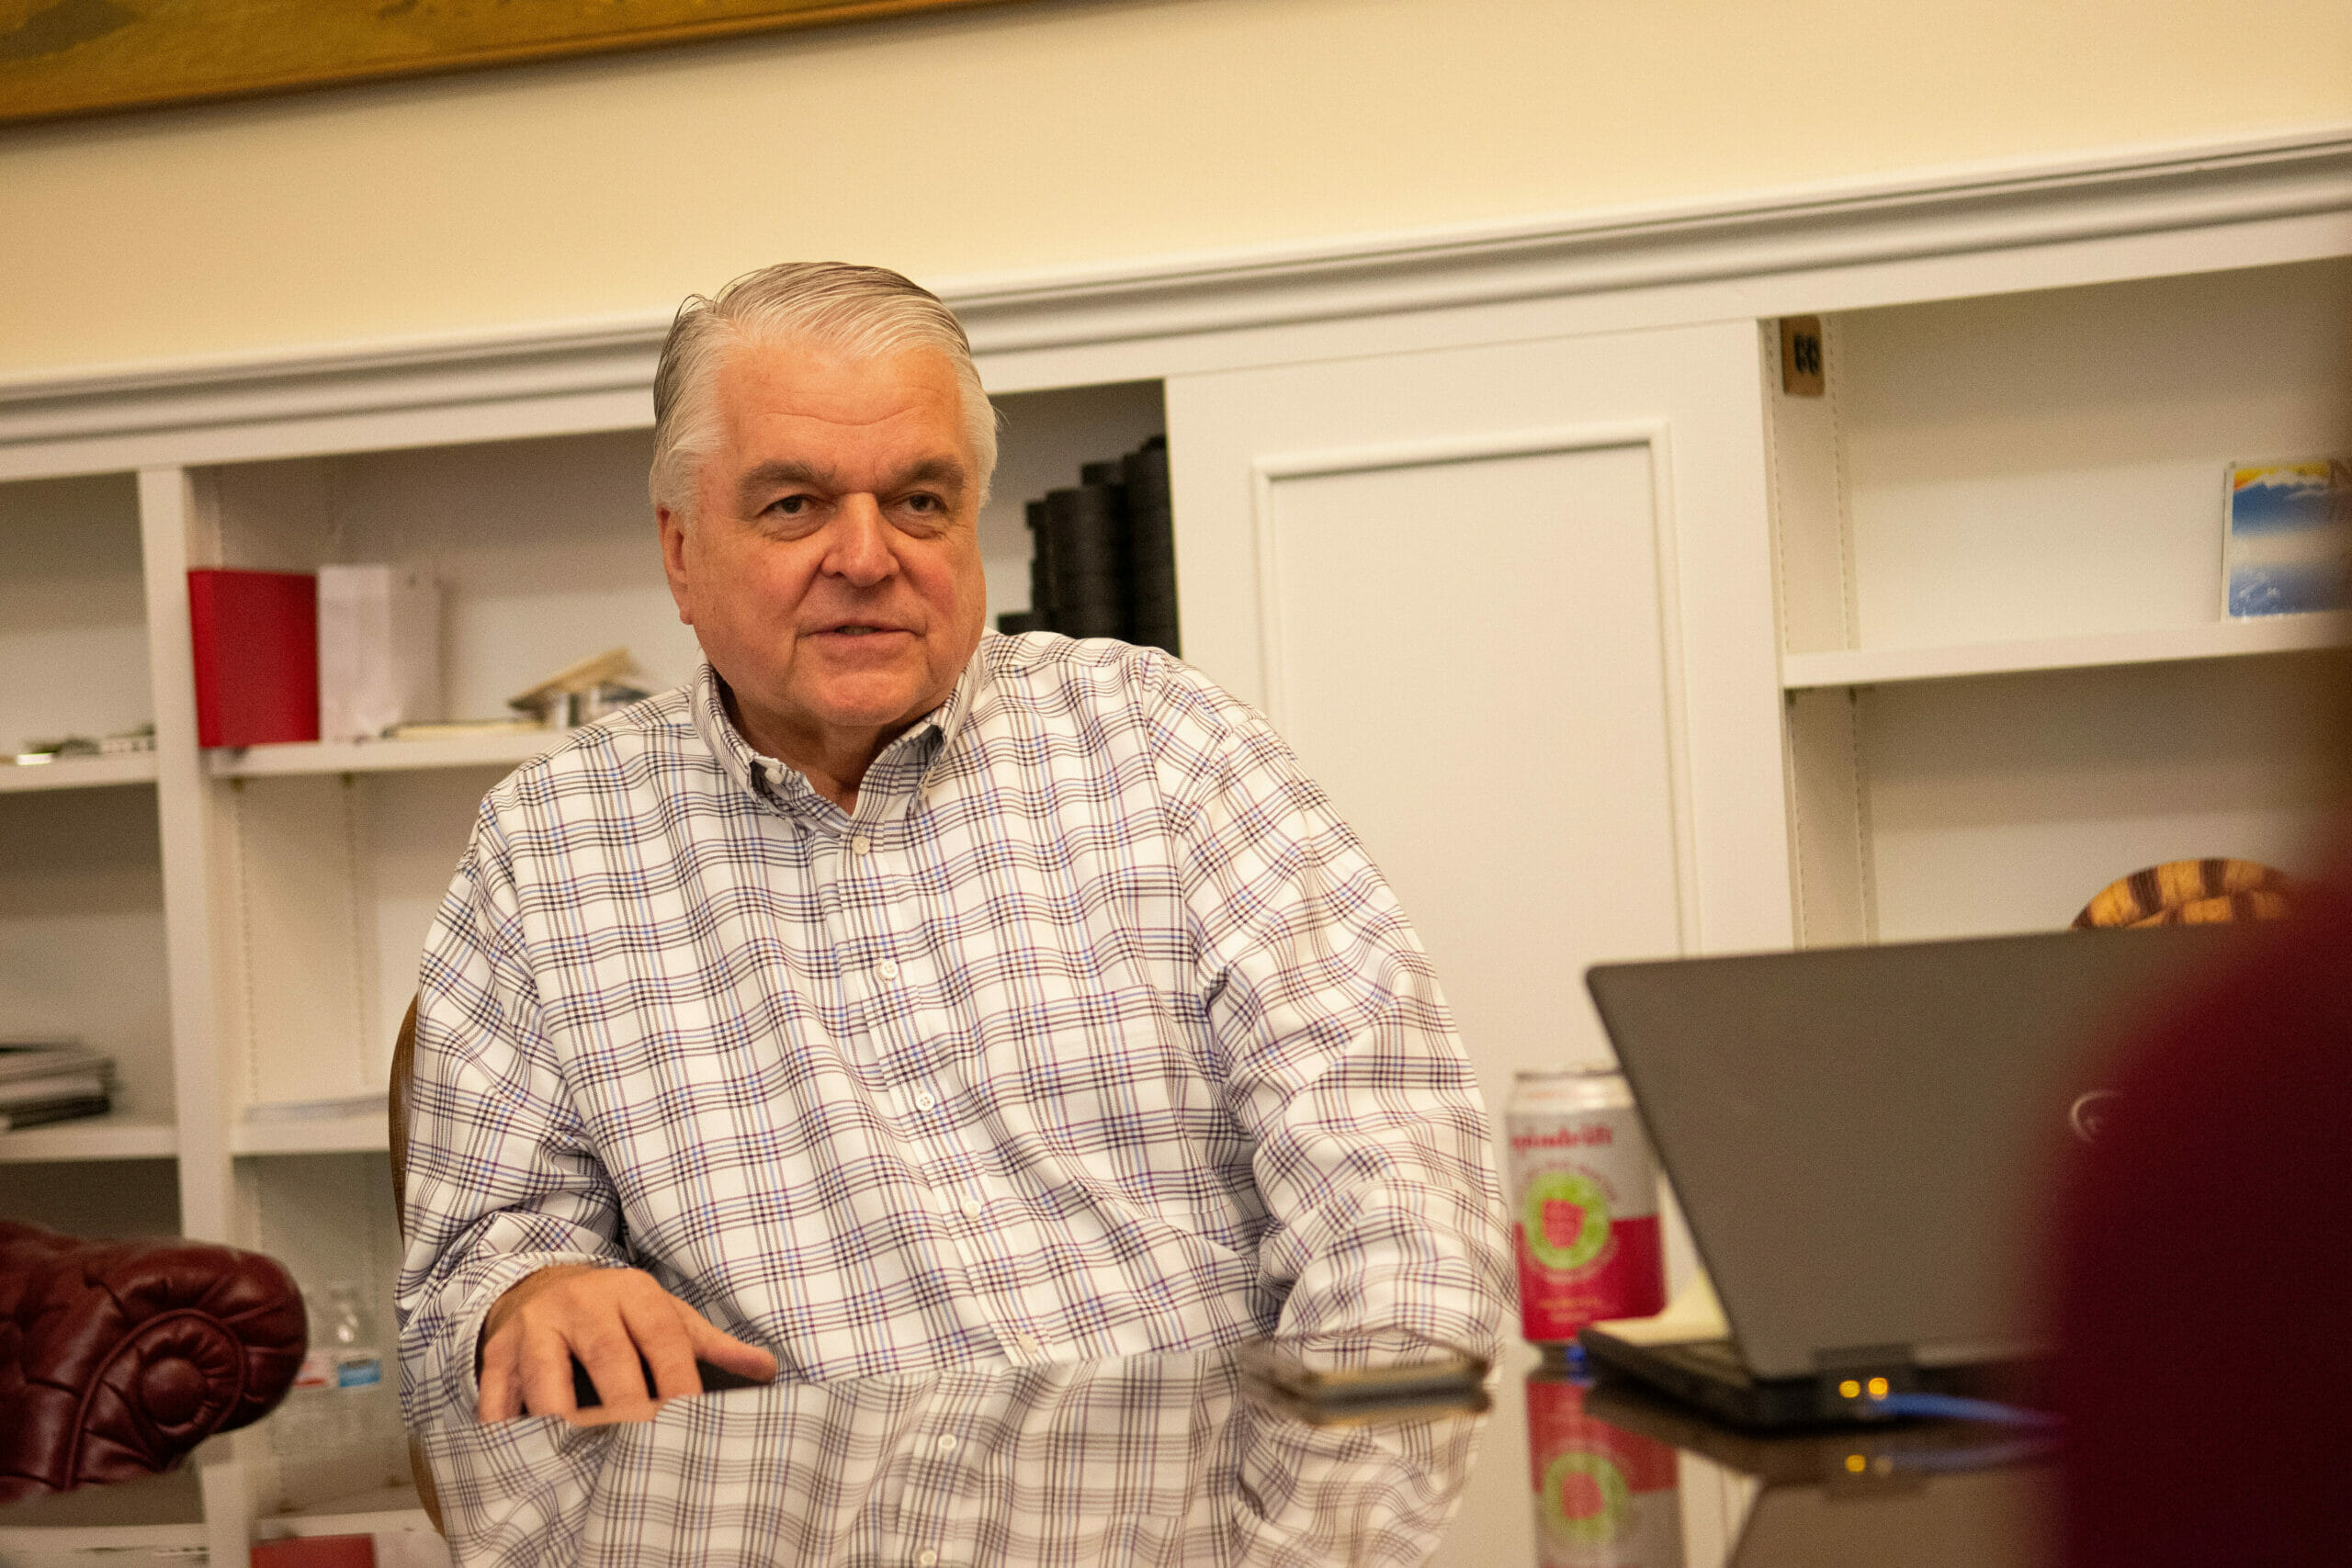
[396,263,1510,1426]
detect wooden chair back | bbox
[390,996,417,1239]
[387,994,442,1532]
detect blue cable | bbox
[1865,1392,2064,1431]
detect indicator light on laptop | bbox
[1867,1376,1889,1399]
[1845,1454,1866,1473]
[1839,1379,1861,1399]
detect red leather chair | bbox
[0,1222,305,1504]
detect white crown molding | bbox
[4,122,2349,460]
[944,123,2352,349]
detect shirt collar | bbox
[689,655,986,824]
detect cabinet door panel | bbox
[1165,321,1784,1568]
[1167,324,1787,1047]
[1262,440,1681,1069]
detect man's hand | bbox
[477,1264,778,1424]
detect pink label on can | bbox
[1517,1214,1667,1341]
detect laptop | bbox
[1577,923,2246,1427]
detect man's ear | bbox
[657,505,695,627]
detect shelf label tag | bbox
[1781,317,1826,396]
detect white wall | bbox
[3,0,2350,379]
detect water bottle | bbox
[272,1281,406,1506]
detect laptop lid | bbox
[1585,924,2243,1382]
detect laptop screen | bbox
[1586,924,2245,1381]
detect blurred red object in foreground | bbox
[2053,874,2352,1565]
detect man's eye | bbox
[769,495,811,515]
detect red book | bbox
[187,570,319,748]
[251,1535,376,1568]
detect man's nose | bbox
[823,497,897,585]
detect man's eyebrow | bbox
[892,457,969,491]
[736,459,836,508]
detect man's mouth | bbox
[817,623,906,638]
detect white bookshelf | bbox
[0,752,160,793]
[255,1484,442,1563]
[1,776,176,1144]
[1770,256,2352,949]
[0,1111,177,1163]
[209,728,565,780]
[232,1111,390,1156]
[1781,611,2352,689]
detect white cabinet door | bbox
[1165,323,1786,1566]
[1169,323,1790,1070]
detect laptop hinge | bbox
[1813,1343,1918,1421]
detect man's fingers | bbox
[570,1322,652,1410]
[478,1335,521,1423]
[474,1265,772,1421]
[686,1314,779,1382]
[616,1295,704,1401]
[517,1324,586,1417]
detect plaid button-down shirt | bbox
[397,634,1510,1428]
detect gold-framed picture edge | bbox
[0,0,1035,128]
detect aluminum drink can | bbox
[1507,1066,1668,1342]
[1526,1366,1685,1568]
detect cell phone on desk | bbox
[1235,1341,1490,1426]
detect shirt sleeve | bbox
[395,803,629,1430]
[1148,659,1514,1360]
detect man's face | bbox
[659,339,988,766]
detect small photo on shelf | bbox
[2224,458,2350,618]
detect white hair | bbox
[649,262,998,524]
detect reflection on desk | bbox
[1539,1371,2058,1568]
[417,1348,2061,1567]
[418,1343,1486,1567]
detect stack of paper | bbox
[319,564,442,741]
[0,1041,117,1132]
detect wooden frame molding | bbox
[0,0,1029,128]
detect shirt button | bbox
[936,1433,958,1453]
[914,1090,936,1111]
[961,1198,982,1219]
[876,958,900,981]
[916,1553,938,1568]
[849,836,871,856]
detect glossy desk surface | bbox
[417,1346,2057,1567]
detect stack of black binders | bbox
[998,436,1179,656]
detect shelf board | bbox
[0,1519,208,1553]
[1781,612,2352,689]
[233,1111,390,1156]
[0,1111,177,1163]
[0,1461,200,1536]
[0,751,158,794]
[258,1483,430,1539]
[208,728,569,779]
